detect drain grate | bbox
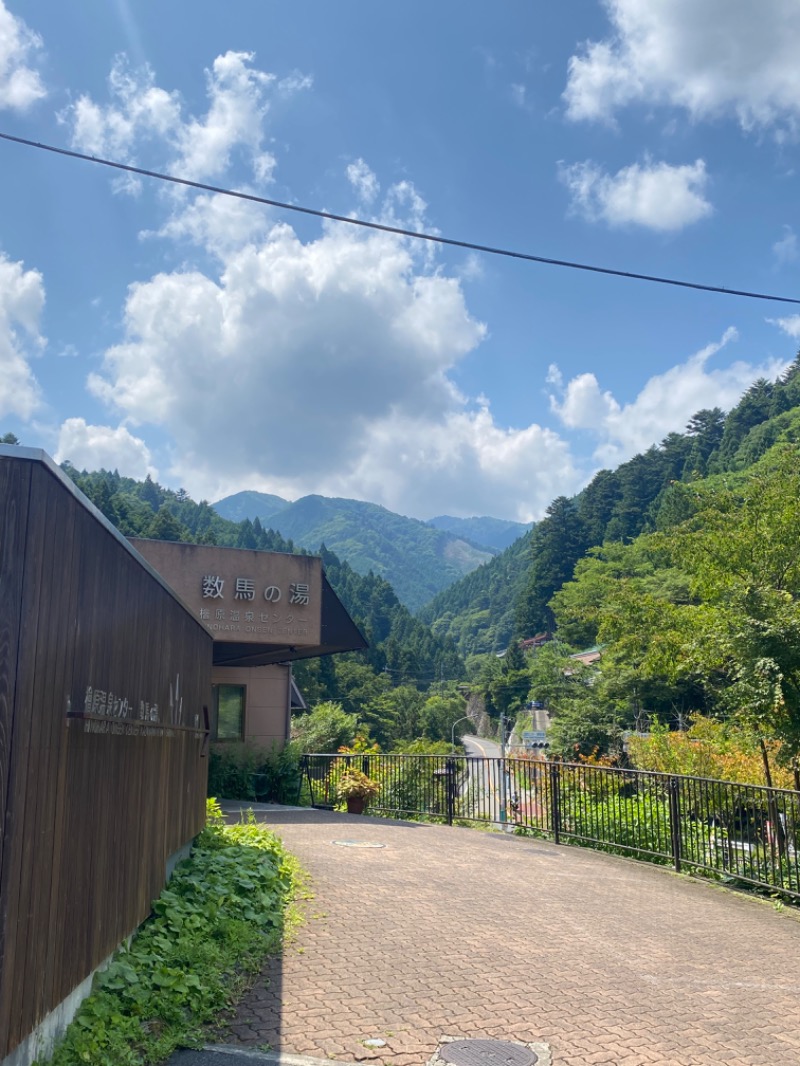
[439,1040,538,1066]
[330,840,386,848]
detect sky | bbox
[1,0,799,522]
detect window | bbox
[211,684,246,741]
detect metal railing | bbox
[301,752,800,902]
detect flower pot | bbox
[346,796,366,815]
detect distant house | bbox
[569,645,603,667]
[520,632,552,652]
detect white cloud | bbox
[346,158,380,203]
[559,158,712,231]
[333,404,580,524]
[175,50,278,183]
[0,254,45,420]
[773,226,798,265]
[54,418,158,479]
[83,170,588,522]
[64,51,311,190]
[564,0,800,133]
[87,217,490,489]
[144,192,272,257]
[550,327,788,468]
[551,372,619,431]
[67,55,181,160]
[0,1,45,111]
[545,364,563,388]
[768,314,800,339]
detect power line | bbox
[2,130,799,306]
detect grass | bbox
[40,800,299,1066]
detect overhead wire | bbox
[1,130,799,306]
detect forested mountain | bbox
[424,354,800,657]
[52,465,464,710]
[212,493,493,612]
[426,514,532,552]
[212,489,290,524]
[418,530,534,658]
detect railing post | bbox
[301,755,314,807]
[446,757,456,827]
[669,775,682,872]
[549,761,561,845]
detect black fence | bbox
[301,753,800,902]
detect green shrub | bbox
[208,741,301,803]
[43,800,296,1066]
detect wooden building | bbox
[130,539,367,748]
[0,448,212,1066]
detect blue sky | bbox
[1,0,799,521]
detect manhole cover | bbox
[330,840,386,848]
[439,1040,538,1066]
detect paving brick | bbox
[226,808,800,1065]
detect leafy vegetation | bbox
[207,742,302,803]
[627,717,797,789]
[42,801,296,1066]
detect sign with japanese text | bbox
[130,540,322,647]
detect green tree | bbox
[577,469,622,547]
[516,497,586,635]
[682,407,725,477]
[291,701,359,753]
[146,505,186,542]
[419,690,467,743]
[600,446,800,762]
[1,432,20,444]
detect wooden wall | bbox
[0,452,213,1060]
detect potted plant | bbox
[336,768,380,814]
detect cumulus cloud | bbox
[559,158,712,231]
[0,1,45,111]
[768,314,800,339]
[340,404,580,523]
[78,96,586,524]
[87,217,493,498]
[54,418,158,480]
[0,254,45,420]
[549,327,788,468]
[64,51,310,192]
[66,55,181,162]
[144,192,272,257]
[564,0,800,132]
[70,45,780,524]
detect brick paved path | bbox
[224,807,800,1066]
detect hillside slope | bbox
[423,354,800,656]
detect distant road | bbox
[462,734,500,759]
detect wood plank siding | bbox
[0,450,212,1060]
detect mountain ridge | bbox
[210,491,496,613]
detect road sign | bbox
[522,731,547,743]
